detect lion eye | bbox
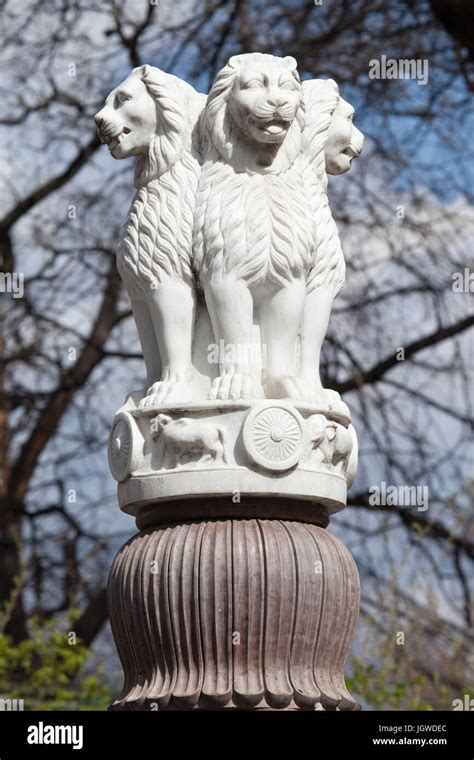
[114,93,130,107]
[279,81,296,90]
[244,79,264,89]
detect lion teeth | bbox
[108,131,126,151]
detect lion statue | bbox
[95,64,205,406]
[193,53,363,401]
[301,78,364,399]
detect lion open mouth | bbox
[342,131,364,160]
[249,115,291,136]
[342,145,357,159]
[98,125,131,150]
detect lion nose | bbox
[267,95,288,109]
[95,113,105,128]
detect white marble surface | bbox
[97,53,364,507]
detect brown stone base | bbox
[108,515,361,711]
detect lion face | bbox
[95,72,158,159]
[325,97,364,175]
[227,57,302,145]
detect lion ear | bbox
[133,64,150,78]
[229,55,242,70]
[283,56,298,72]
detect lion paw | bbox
[263,375,306,400]
[311,386,343,406]
[302,380,343,406]
[208,373,253,401]
[139,379,192,408]
[322,388,343,405]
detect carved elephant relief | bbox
[305,414,357,485]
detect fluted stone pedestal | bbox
[107,397,361,711]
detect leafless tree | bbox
[0,0,472,707]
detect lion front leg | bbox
[204,277,254,400]
[259,279,307,400]
[301,287,342,405]
[130,298,162,393]
[139,276,196,408]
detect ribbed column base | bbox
[108,516,360,711]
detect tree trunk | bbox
[0,503,27,642]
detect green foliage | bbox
[348,658,431,710]
[0,614,111,710]
[347,651,452,711]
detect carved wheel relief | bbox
[108,413,143,482]
[243,403,305,471]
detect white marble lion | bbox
[193,52,363,401]
[95,65,205,406]
[96,55,363,405]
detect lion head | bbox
[95,66,205,295]
[95,64,204,188]
[202,52,306,173]
[325,96,364,175]
[302,78,364,179]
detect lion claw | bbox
[208,373,252,401]
[139,379,192,408]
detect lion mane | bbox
[116,65,205,297]
[302,79,346,297]
[193,53,315,288]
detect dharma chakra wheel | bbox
[108,412,143,482]
[243,402,305,471]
